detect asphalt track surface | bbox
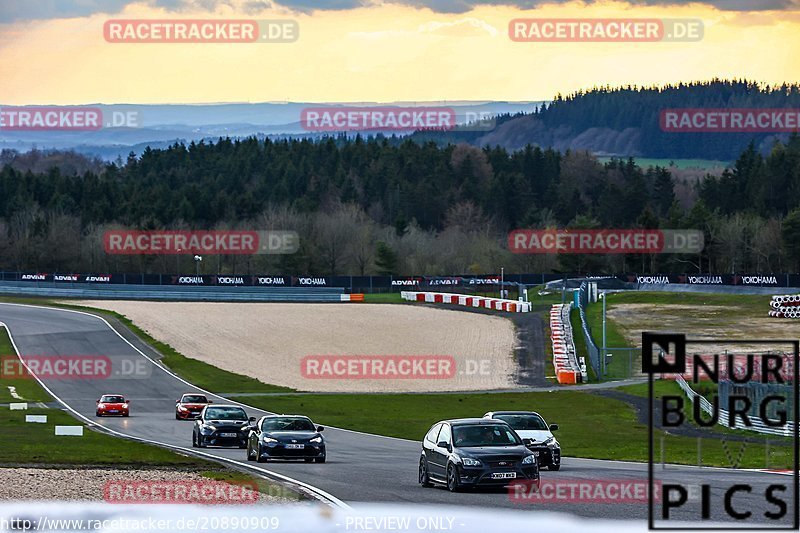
[0,303,796,526]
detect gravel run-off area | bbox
[73,302,518,393]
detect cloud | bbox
[0,0,797,22]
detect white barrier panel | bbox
[9,402,28,410]
[55,426,84,436]
[26,415,47,423]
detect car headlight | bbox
[122,404,129,408]
[178,406,188,411]
[97,403,105,409]
[310,436,323,444]
[522,454,537,465]
[461,457,481,467]
[262,436,278,444]
[545,437,559,448]
[201,424,216,432]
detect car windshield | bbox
[100,396,124,403]
[262,417,316,432]
[453,424,521,447]
[182,395,208,403]
[494,414,548,431]
[204,407,247,420]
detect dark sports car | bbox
[192,404,253,448]
[484,411,561,470]
[419,418,539,492]
[247,415,326,463]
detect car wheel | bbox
[175,413,180,420]
[96,412,102,417]
[198,436,206,448]
[123,412,129,417]
[315,456,326,464]
[192,432,198,448]
[256,448,267,463]
[446,464,461,492]
[419,457,432,487]
[246,443,255,461]
[549,463,561,471]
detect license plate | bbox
[491,472,516,479]
[285,443,304,449]
[108,410,118,413]
[220,432,237,438]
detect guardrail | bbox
[674,375,794,437]
[0,281,347,302]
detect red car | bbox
[96,394,130,417]
[175,393,212,420]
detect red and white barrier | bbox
[550,303,586,384]
[399,292,532,312]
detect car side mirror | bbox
[549,424,559,431]
[437,441,451,451]
[208,400,213,404]
[96,400,100,403]
[176,399,180,403]
[523,438,533,446]
[316,426,324,432]
[248,417,256,423]
[125,400,130,404]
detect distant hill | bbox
[441,80,800,160]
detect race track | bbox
[0,303,792,525]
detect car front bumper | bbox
[527,445,561,467]
[257,443,326,460]
[455,464,539,487]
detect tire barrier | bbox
[768,294,800,318]
[550,304,586,384]
[399,291,532,312]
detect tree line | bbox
[1,131,800,276]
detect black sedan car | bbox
[246,415,326,463]
[484,411,561,470]
[419,418,539,492]
[192,404,254,448]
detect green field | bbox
[596,157,730,170]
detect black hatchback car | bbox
[192,404,254,448]
[419,418,540,492]
[246,415,326,463]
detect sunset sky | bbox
[1,0,798,105]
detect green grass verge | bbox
[0,405,216,466]
[0,326,53,403]
[229,390,792,469]
[362,293,404,303]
